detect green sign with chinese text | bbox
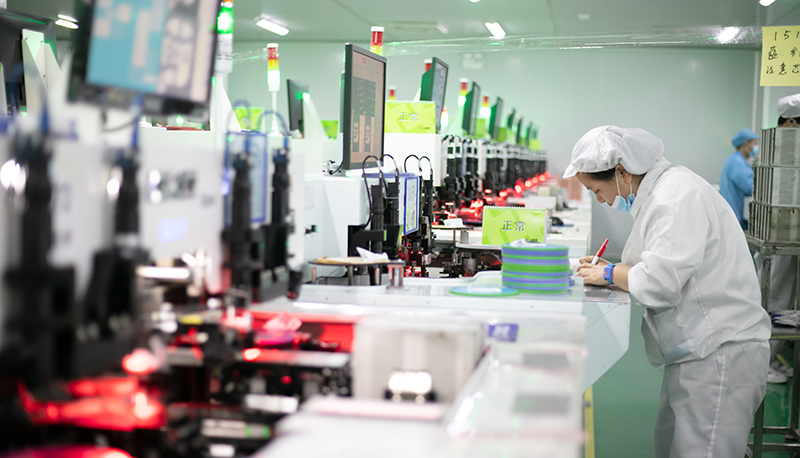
[384,101,436,134]
[481,206,546,245]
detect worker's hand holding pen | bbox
[575,238,610,286]
[576,262,608,285]
[578,256,609,266]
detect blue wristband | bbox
[603,263,616,284]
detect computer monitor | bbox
[525,122,534,145]
[460,82,481,137]
[342,43,386,170]
[0,9,56,112]
[419,57,448,134]
[287,79,309,135]
[488,97,504,141]
[69,0,219,116]
[515,117,524,145]
[506,108,516,130]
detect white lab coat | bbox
[621,158,771,458]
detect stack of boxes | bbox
[749,128,800,242]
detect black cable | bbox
[381,154,400,213]
[103,95,145,132]
[361,154,381,228]
[421,156,433,180]
[403,154,420,173]
[103,114,142,132]
[328,160,344,175]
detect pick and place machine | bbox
[0,3,627,457]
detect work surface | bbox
[253,273,629,458]
[255,272,631,391]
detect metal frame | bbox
[746,235,800,458]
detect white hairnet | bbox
[778,94,800,119]
[563,126,664,178]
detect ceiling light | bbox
[469,0,480,3]
[256,15,289,36]
[55,19,78,29]
[717,26,739,44]
[760,0,777,5]
[58,14,78,23]
[485,22,505,39]
[578,13,590,21]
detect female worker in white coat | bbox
[567,126,771,458]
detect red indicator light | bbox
[281,375,292,385]
[122,349,157,375]
[243,348,261,361]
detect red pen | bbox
[591,238,609,265]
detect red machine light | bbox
[243,348,262,361]
[67,377,139,398]
[104,452,132,458]
[2,446,133,458]
[281,375,292,385]
[483,189,491,194]
[133,391,159,421]
[122,348,157,375]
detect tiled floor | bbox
[593,306,795,458]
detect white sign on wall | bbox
[462,53,484,70]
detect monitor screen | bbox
[342,44,386,170]
[525,122,533,145]
[71,0,219,116]
[460,82,481,137]
[506,108,516,130]
[488,97,504,141]
[287,79,309,134]
[419,57,448,134]
[0,9,56,112]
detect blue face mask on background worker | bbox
[612,173,636,212]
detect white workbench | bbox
[252,195,625,457]
[256,272,629,391]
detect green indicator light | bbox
[217,4,233,34]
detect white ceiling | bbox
[6,0,800,43]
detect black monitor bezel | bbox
[461,82,481,137]
[525,122,534,145]
[488,97,504,141]
[67,0,220,117]
[287,78,309,135]
[419,57,449,134]
[341,43,387,171]
[506,108,517,130]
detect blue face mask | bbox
[752,145,759,157]
[611,173,635,212]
